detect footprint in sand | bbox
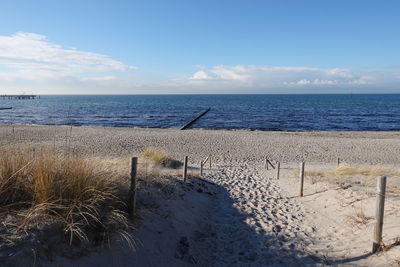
[205,165,318,266]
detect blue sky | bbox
[0,0,399,94]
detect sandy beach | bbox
[1,124,400,266]
[2,124,400,164]
[1,0,399,265]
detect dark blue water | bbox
[0,94,399,131]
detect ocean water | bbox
[0,94,399,131]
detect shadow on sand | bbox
[189,178,326,266]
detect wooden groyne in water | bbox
[1,95,38,100]
[180,108,211,130]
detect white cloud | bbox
[0,32,139,94]
[166,65,400,93]
[313,79,338,85]
[0,32,399,94]
[0,32,135,78]
[191,70,212,80]
[212,65,252,81]
[181,65,380,89]
[296,79,311,85]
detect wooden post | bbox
[209,154,211,169]
[180,108,211,130]
[267,159,275,169]
[299,162,305,197]
[372,176,387,253]
[276,162,280,180]
[265,156,269,170]
[337,157,340,167]
[183,156,188,182]
[200,161,203,176]
[128,157,138,219]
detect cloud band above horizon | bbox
[0,32,399,94]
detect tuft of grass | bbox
[140,147,181,169]
[332,164,398,177]
[345,206,373,227]
[0,149,33,206]
[294,164,400,186]
[0,148,132,246]
[140,148,171,166]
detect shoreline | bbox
[1,124,400,164]
[3,123,398,132]
[3,122,400,134]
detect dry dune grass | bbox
[0,145,189,259]
[140,147,182,169]
[297,164,400,178]
[345,206,373,227]
[301,169,326,178]
[332,164,400,177]
[294,163,400,185]
[140,148,171,166]
[0,148,132,247]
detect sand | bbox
[2,124,400,164]
[1,124,400,266]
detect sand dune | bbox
[1,125,399,266]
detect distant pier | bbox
[1,95,38,100]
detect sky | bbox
[0,0,399,94]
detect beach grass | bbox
[292,164,400,191]
[298,164,400,178]
[0,148,132,246]
[140,147,171,166]
[345,206,373,227]
[140,147,182,169]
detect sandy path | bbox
[204,164,321,266]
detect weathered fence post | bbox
[180,108,211,130]
[128,157,138,219]
[299,162,305,197]
[183,156,188,182]
[200,161,203,176]
[276,162,280,180]
[265,156,269,170]
[268,159,275,169]
[372,176,387,253]
[337,157,340,167]
[209,154,211,169]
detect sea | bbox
[0,94,399,131]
